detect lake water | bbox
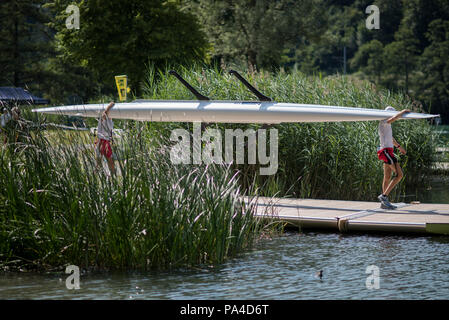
[1,232,448,300]
[1,176,448,300]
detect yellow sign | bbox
[115,75,129,101]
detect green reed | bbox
[0,119,273,271]
[141,66,438,201]
[1,67,438,271]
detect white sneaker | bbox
[381,203,396,209]
[378,194,395,208]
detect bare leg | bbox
[384,162,403,196]
[382,164,392,194]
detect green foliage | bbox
[141,67,438,201]
[3,0,449,121]
[0,117,272,271]
[0,0,53,93]
[382,15,420,92]
[0,66,439,271]
[47,0,209,96]
[350,39,384,82]
[294,3,364,74]
[416,19,449,119]
[290,0,449,123]
[185,0,327,70]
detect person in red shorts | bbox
[377,106,410,209]
[95,101,116,175]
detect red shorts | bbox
[377,147,397,165]
[96,138,113,159]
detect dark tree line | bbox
[294,0,449,121]
[0,0,448,122]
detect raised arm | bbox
[102,101,115,119]
[386,109,411,124]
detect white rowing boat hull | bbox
[32,101,439,124]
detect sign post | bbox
[115,75,129,101]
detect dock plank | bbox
[252,197,449,235]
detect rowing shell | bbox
[32,100,439,124]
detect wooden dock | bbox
[252,197,449,235]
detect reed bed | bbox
[0,121,272,271]
[142,66,438,201]
[1,67,438,271]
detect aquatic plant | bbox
[1,66,439,271]
[0,123,272,271]
[141,66,438,201]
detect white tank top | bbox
[378,120,393,149]
[97,115,113,141]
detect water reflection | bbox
[402,175,449,204]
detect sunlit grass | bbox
[1,66,439,271]
[141,66,439,201]
[0,123,274,271]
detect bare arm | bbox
[102,101,115,119]
[393,137,406,155]
[386,109,411,124]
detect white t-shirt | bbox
[97,115,113,141]
[378,120,393,149]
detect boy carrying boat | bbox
[377,106,410,209]
[95,101,116,175]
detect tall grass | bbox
[1,67,439,270]
[0,120,271,271]
[141,66,439,201]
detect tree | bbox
[417,19,449,121]
[383,18,420,93]
[294,4,364,75]
[48,0,209,96]
[350,39,384,83]
[186,0,327,70]
[401,0,449,52]
[354,0,403,45]
[0,0,52,90]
